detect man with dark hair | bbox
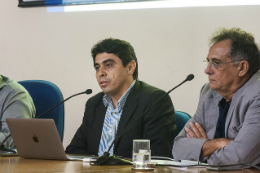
[0,75,35,148]
[66,38,175,158]
[91,38,138,80]
[173,28,260,165]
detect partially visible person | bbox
[173,28,260,166]
[0,75,35,148]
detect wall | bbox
[1,0,260,148]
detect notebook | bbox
[6,118,96,161]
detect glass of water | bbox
[132,139,151,170]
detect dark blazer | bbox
[65,80,175,158]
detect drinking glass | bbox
[132,139,151,170]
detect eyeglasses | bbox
[203,59,241,69]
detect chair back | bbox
[18,80,64,141]
[174,111,191,137]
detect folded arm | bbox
[185,121,232,157]
[174,101,260,165]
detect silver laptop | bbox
[6,118,95,161]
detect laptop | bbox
[6,118,96,161]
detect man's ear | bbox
[237,60,249,77]
[127,60,136,75]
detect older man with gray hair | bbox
[173,28,260,166]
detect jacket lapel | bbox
[114,81,141,148]
[92,102,107,154]
[205,92,222,139]
[224,72,258,136]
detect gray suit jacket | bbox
[173,70,260,165]
[0,75,35,147]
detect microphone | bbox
[0,89,92,154]
[92,74,194,165]
[186,74,194,81]
[37,89,92,118]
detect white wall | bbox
[1,0,260,148]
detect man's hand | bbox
[185,122,233,158]
[201,138,232,157]
[185,122,208,139]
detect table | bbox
[0,156,259,173]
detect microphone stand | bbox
[0,134,16,153]
[92,74,194,165]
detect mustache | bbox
[100,77,111,82]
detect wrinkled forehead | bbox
[208,40,232,61]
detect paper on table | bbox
[151,159,207,167]
[67,155,97,161]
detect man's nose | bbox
[98,67,106,77]
[205,63,213,75]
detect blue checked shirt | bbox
[98,80,136,156]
